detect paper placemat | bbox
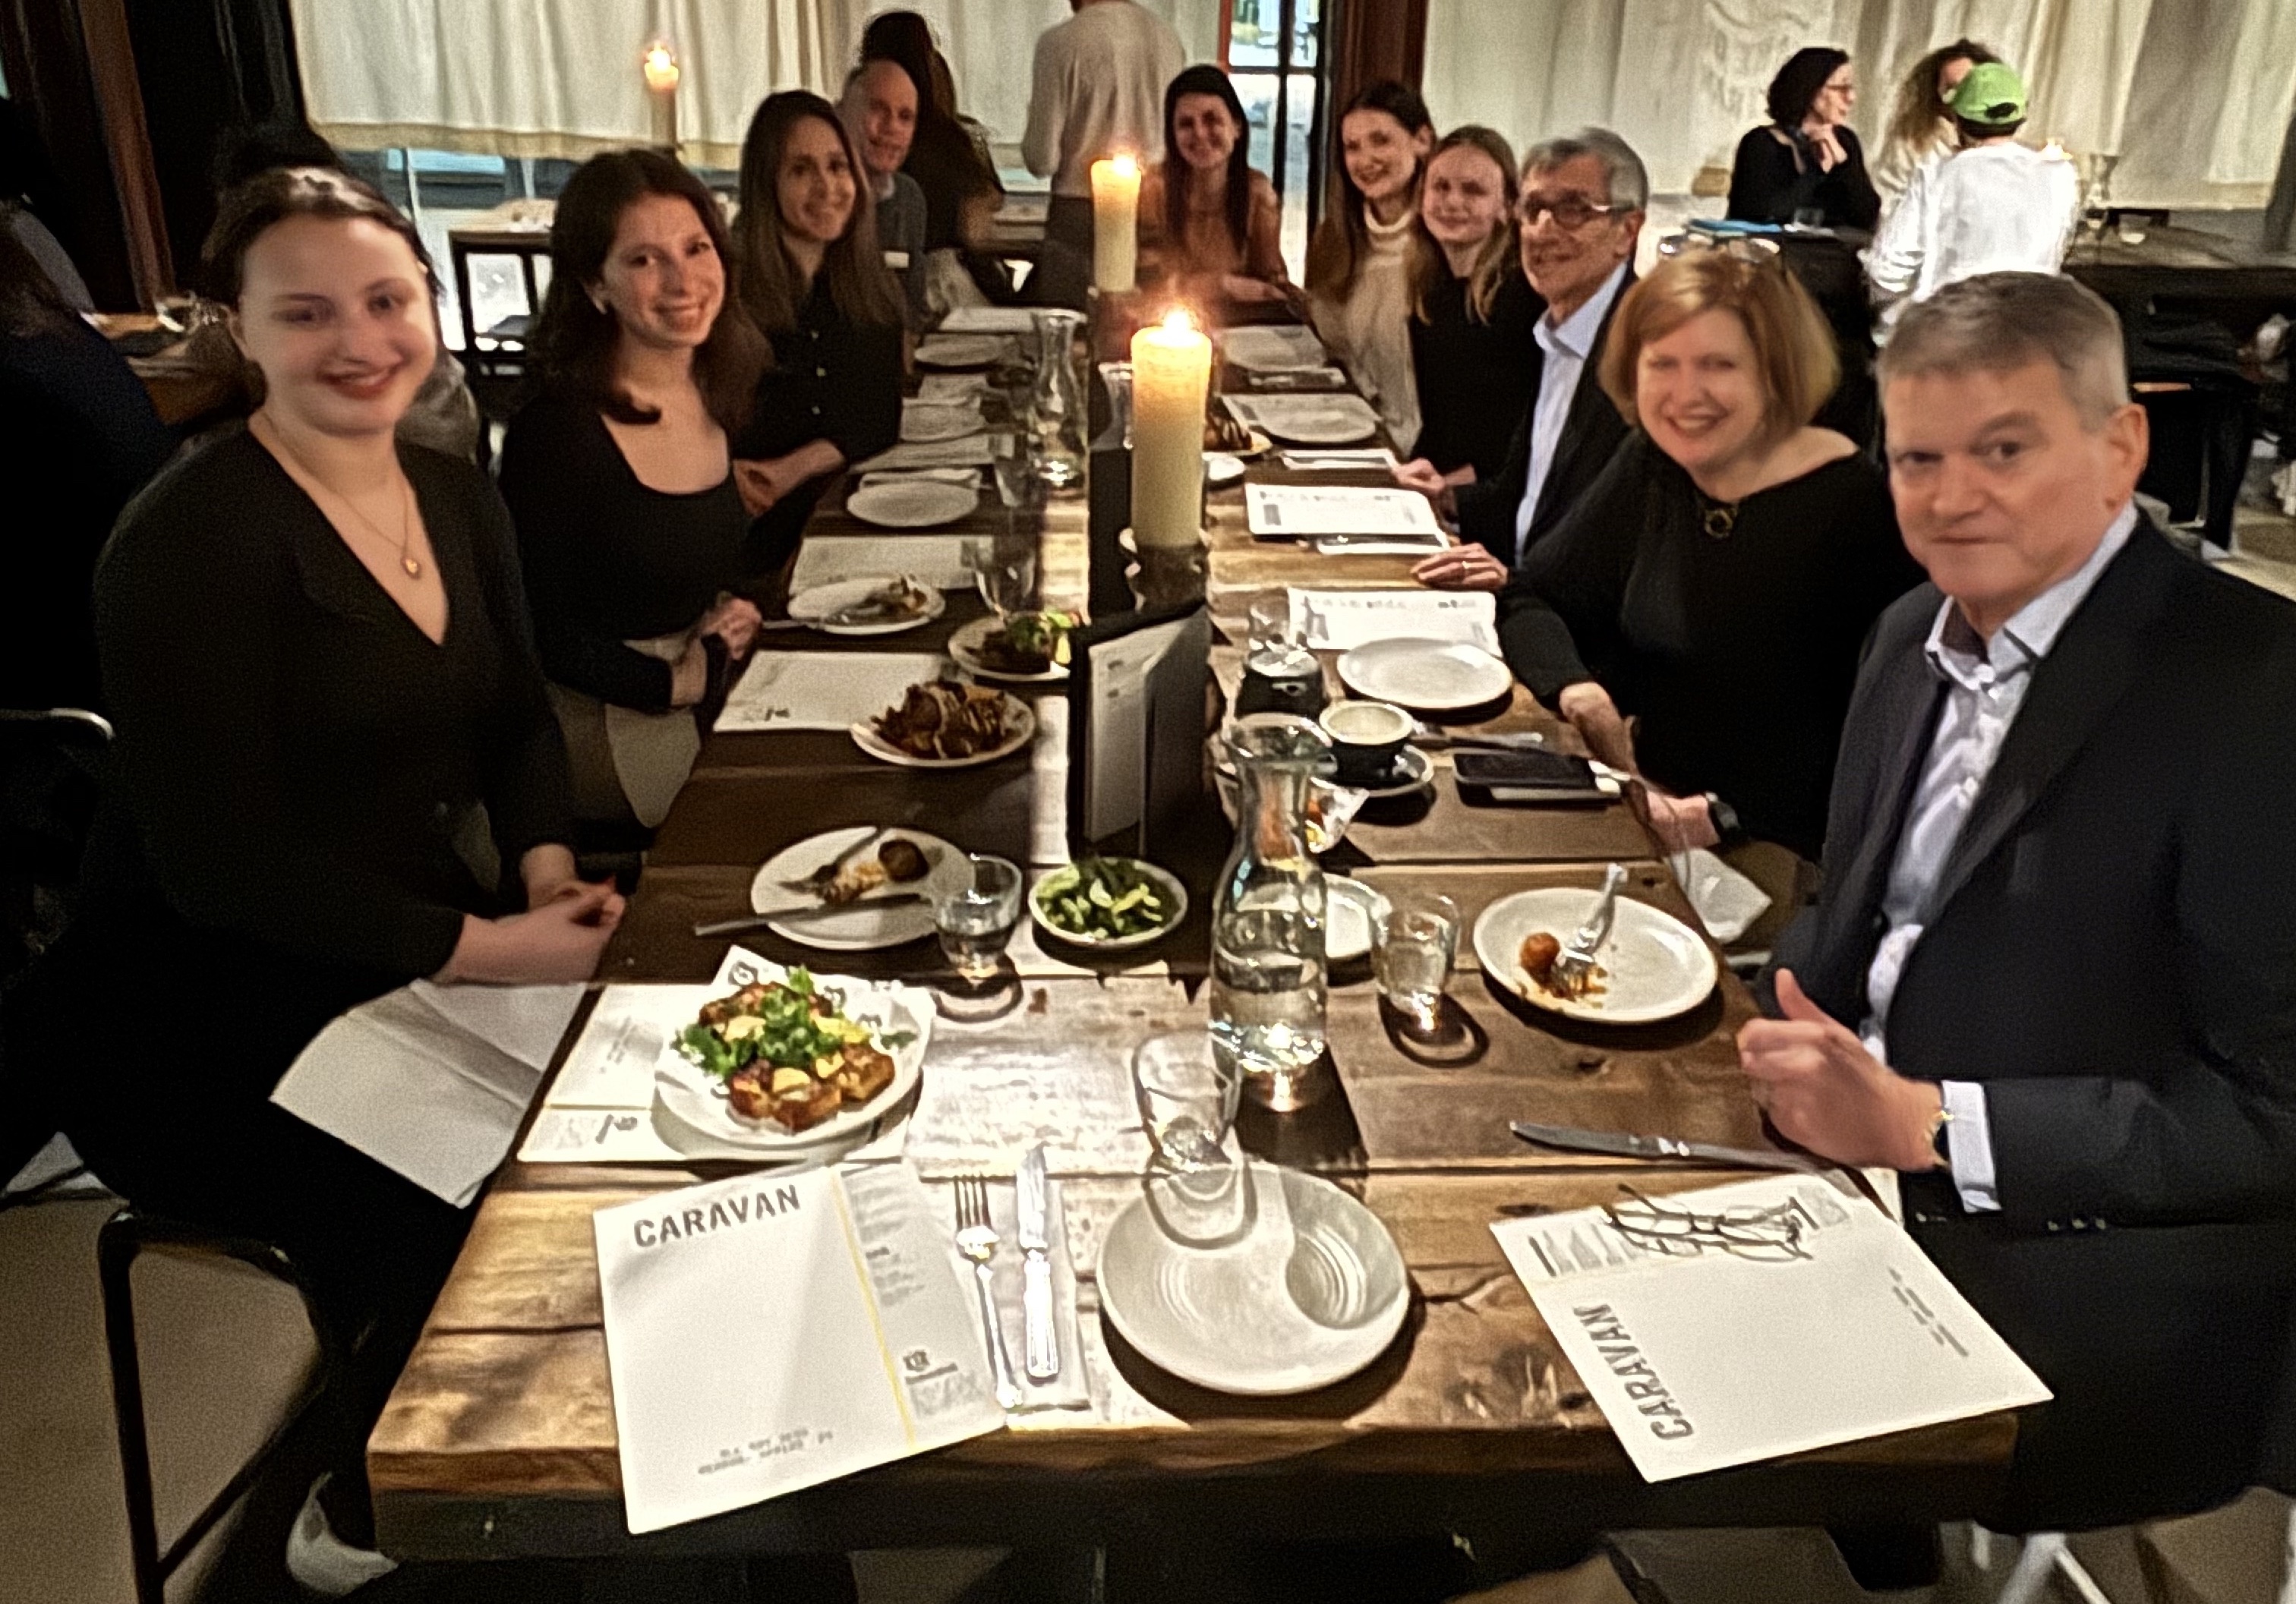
[791,534,979,592]
[717,650,946,733]
[1288,588,1499,653]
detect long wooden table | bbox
[368,338,2017,1571]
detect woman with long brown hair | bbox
[1872,37,2000,210]
[1135,64,1292,311]
[730,90,904,572]
[501,148,766,830]
[1305,80,1435,450]
[1401,126,1541,488]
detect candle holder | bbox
[1121,530,1209,612]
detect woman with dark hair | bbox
[1727,46,1881,231]
[1872,37,2000,210]
[4,165,617,1561]
[500,149,766,829]
[731,91,905,574]
[1135,65,1292,310]
[1,206,173,710]
[1399,126,1541,487]
[1306,80,1435,450]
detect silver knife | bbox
[1017,1143,1059,1381]
[692,892,926,938]
[1509,1120,1823,1174]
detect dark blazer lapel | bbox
[1921,525,2178,925]
[1836,643,1947,939]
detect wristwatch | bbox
[1926,1099,1955,1167]
[1701,792,1749,852]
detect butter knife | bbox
[1509,1120,1822,1174]
[1017,1143,1059,1381]
[692,892,925,938]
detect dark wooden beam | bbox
[0,0,137,307]
[77,0,173,302]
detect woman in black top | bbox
[503,150,766,827]
[4,169,619,1545]
[731,91,905,577]
[1727,46,1881,232]
[1401,127,1541,489]
[1498,250,1920,860]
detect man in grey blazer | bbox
[1739,271,2296,1531]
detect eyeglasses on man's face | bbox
[1516,194,1617,231]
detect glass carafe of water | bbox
[1210,714,1331,1111]
[1030,310,1087,489]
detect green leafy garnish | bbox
[676,967,875,1081]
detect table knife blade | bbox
[1017,1143,1058,1381]
[692,892,926,938]
[1509,1120,1821,1173]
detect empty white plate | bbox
[915,333,1011,368]
[1228,394,1380,446]
[845,479,980,530]
[1336,638,1514,712]
[900,402,983,443]
[1471,886,1719,1024]
[1097,1161,1411,1396]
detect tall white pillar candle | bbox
[1090,155,1141,294]
[1130,309,1211,550]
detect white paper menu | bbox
[717,651,947,733]
[1245,484,1444,540]
[1491,1173,2050,1483]
[1285,588,1500,653]
[594,1161,1004,1533]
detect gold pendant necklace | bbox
[1695,491,1739,540]
[257,414,421,577]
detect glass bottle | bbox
[1210,714,1332,1111]
[1030,310,1087,489]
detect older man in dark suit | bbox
[1740,270,2296,1531]
[1398,128,1643,592]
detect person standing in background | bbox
[841,60,930,329]
[1870,38,1998,213]
[1022,0,1186,307]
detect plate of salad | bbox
[653,963,932,1151]
[1030,857,1188,951]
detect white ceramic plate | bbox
[1325,877,1389,963]
[652,964,933,1152]
[900,402,983,443]
[1098,1161,1411,1396]
[1471,886,1719,1025]
[785,575,946,636]
[746,827,970,951]
[1206,452,1246,489]
[850,692,1036,768]
[1337,638,1513,712]
[1028,859,1188,951]
[844,479,981,530]
[948,614,1068,684]
[1232,395,1380,446]
[914,333,1011,369]
[1219,324,1329,373]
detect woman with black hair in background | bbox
[1306,80,1436,451]
[500,149,766,830]
[1727,46,1881,231]
[730,91,904,577]
[1135,64,1295,314]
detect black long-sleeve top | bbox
[81,427,574,986]
[1497,433,1922,859]
[499,392,749,713]
[735,274,904,575]
[1408,263,1543,483]
[1726,124,1881,232]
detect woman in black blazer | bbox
[5,168,620,1546]
[1727,46,1881,231]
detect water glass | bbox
[933,854,1023,984]
[1131,1031,1241,1173]
[1372,891,1460,1035]
[970,539,1038,617]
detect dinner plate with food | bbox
[1471,886,1717,1024]
[1030,856,1187,950]
[852,679,1035,767]
[1203,410,1273,459]
[948,610,1076,683]
[654,964,932,1151]
[746,827,969,951]
[786,575,944,635]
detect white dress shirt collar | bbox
[1536,260,1629,363]
[1922,501,2140,685]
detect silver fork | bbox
[954,1176,1023,1410]
[1553,862,1628,997]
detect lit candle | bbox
[1130,308,1211,550]
[1090,154,1141,294]
[642,40,680,153]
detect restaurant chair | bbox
[97,1207,359,1604]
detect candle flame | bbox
[1112,153,1140,179]
[1160,307,1194,336]
[642,41,680,92]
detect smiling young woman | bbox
[502,149,770,830]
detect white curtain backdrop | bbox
[291,0,1223,172]
[1422,0,2295,208]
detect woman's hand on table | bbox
[438,883,625,985]
[1556,679,1638,772]
[699,596,764,659]
[1410,544,1510,591]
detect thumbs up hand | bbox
[1736,969,1945,1172]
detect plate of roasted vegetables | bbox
[1029,856,1187,951]
[746,826,970,950]
[948,610,1077,683]
[851,679,1034,767]
[655,963,931,1149]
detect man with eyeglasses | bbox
[1399,128,1646,592]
